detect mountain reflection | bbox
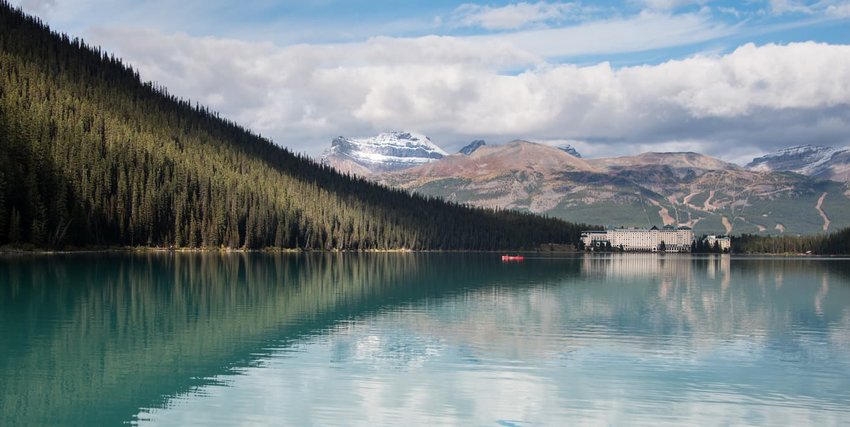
[348,255,850,365]
[0,253,577,425]
[1,254,849,425]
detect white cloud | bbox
[627,42,850,117]
[768,0,850,15]
[638,0,706,11]
[88,20,850,163]
[769,0,814,14]
[716,6,743,18]
[826,1,850,17]
[478,11,729,57]
[451,1,582,30]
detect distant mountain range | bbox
[322,134,850,236]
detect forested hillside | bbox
[0,3,591,250]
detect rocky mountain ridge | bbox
[378,141,850,236]
[557,144,582,158]
[459,140,486,156]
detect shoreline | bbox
[1,246,848,257]
[0,246,574,256]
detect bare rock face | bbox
[557,144,582,158]
[321,132,447,175]
[458,140,486,156]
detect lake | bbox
[1,253,849,425]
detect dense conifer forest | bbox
[0,3,593,250]
[732,227,850,255]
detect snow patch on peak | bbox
[323,131,447,173]
[747,145,845,176]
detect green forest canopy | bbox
[732,228,850,255]
[0,2,595,250]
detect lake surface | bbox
[1,253,849,425]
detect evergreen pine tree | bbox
[8,208,21,243]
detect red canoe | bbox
[501,255,525,261]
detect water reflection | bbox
[0,253,578,425]
[1,254,849,425]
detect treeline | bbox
[733,227,850,255]
[0,3,594,250]
[691,236,727,254]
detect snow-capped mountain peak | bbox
[746,145,847,178]
[322,131,447,175]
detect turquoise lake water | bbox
[1,253,849,425]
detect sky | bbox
[10,0,850,163]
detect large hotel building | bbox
[581,225,695,252]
